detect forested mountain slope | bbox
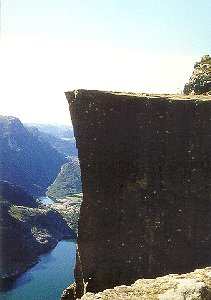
[0,116,67,195]
[26,125,77,157]
[46,159,82,199]
[0,181,38,208]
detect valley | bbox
[0,119,82,294]
[1,240,76,300]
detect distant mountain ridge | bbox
[25,123,74,139]
[26,125,78,157]
[0,181,38,208]
[0,116,67,195]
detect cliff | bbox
[65,90,210,299]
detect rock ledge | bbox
[80,267,211,300]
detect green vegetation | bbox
[46,160,82,199]
[52,203,81,233]
[9,205,50,221]
[50,193,82,233]
[66,193,83,202]
[0,119,82,281]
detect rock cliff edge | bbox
[64,90,210,299]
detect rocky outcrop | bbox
[79,267,211,300]
[184,55,211,95]
[65,90,210,299]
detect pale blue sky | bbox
[1,0,211,124]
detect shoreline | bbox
[0,237,76,291]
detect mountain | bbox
[0,116,67,195]
[0,199,76,283]
[0,181,38,208]
[26,125,78,157]
[46,159,82,199]
[25,123,74,139]
[184,54,211,95]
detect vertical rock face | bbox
[65,90,210,299]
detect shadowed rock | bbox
[64,90,211,299]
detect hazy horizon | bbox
[0,113,73,126]
[1,1,210,124]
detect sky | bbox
[1,0,211,125]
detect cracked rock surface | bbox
[80,268,211,300]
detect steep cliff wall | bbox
[65,90,210,299]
